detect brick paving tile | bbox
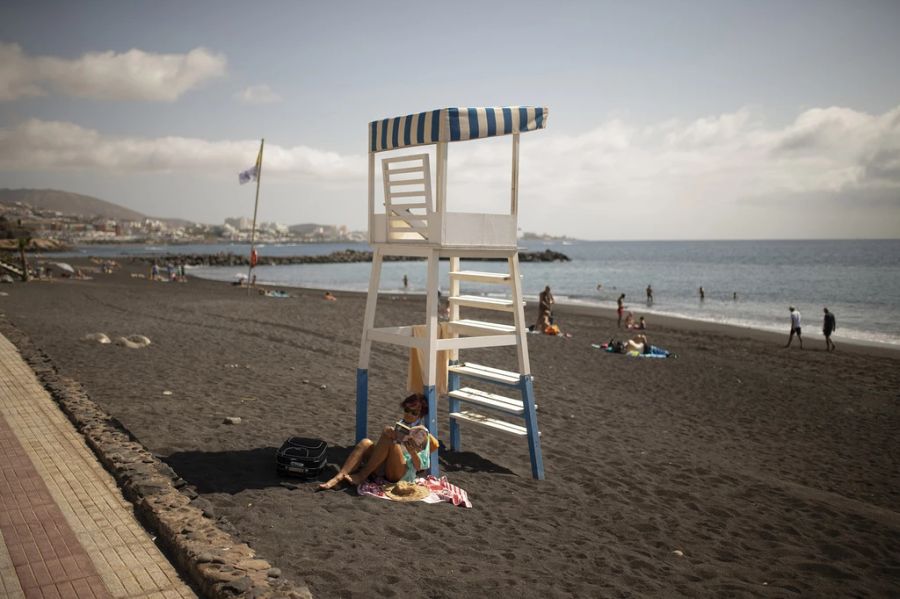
[0,334,197,599]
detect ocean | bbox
[57,239,900,347]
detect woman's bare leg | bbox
[348,428,404,485]
[318,438,374,490]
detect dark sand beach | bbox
[1,263,898,598]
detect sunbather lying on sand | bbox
[319,393,438,490]
[606,334,670,357]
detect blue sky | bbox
[1,0,899,239]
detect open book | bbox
[394,422,430,452]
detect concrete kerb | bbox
[0,322,313,599]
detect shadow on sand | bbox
[163,443,515,495]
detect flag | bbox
[238,164,257,185]
[238,142,263,185]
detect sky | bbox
[1,0,899,240]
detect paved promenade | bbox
[0,333,197,599]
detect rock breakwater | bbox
[126,248,570,267]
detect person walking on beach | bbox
[646,284,653,304]
[699,286,705,301]
[823,307,837,352]
[785,306,803,349]
[617,293,626,328]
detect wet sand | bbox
[1,263,898,598]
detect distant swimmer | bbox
[596,283,603,291]
[699,286,705,301]
[733,291,738,301]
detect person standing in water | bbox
[699,286,705,301]
[646,284,653,304]
[403,274,408,289]
[785,306,803,349]
[823,307,837,352]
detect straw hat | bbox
[383,481,430,502]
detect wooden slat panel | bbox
[388,202,428,210]
[449,411,530,436]
[389,190,428,198]
[387,166,426,175]
[448,362,521,385]
[382,153,429,165]
[389,179,426,186]
[434,334,517,351]
[449,388,525,415]
[449,270,512,283]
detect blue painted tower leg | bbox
[448,362,461,452]
[355,368,368,443]
[520,375,544,480]
[423,384,439,477]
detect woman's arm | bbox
[405,440,422,470]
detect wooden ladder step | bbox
[449,295,514,312]
[450,410,535,437]
[449,319,516,336]
[448,362,522,386]
[449,270,511,284]
[449,387,524,414]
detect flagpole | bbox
[247,138,264,295]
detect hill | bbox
[0,188,147,221]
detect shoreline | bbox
[547,300,900,357]
[189,268,900,358]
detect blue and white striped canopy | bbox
[369,106,548,152]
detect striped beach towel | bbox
[357,476,472,508]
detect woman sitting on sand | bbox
[318,393,438,490]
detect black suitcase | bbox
[276,437,328,478]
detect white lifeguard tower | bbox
[356,106,547,479]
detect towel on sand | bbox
[591,343,673,358]
[358,475,472,508]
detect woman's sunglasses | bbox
[403,405,420,415]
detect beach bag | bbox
[275,437,328,478]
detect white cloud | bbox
[1,104,898,238]
[0,119,364,181]
[235,84,282,104]
[0,42,226,102]
[438,105,900,237]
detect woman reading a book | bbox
[318,393,438,490]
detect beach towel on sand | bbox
[358,476,472,508]
[591,343,673,358]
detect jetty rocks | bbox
[130,248,570,267]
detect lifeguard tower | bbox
[356,106,548,479]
